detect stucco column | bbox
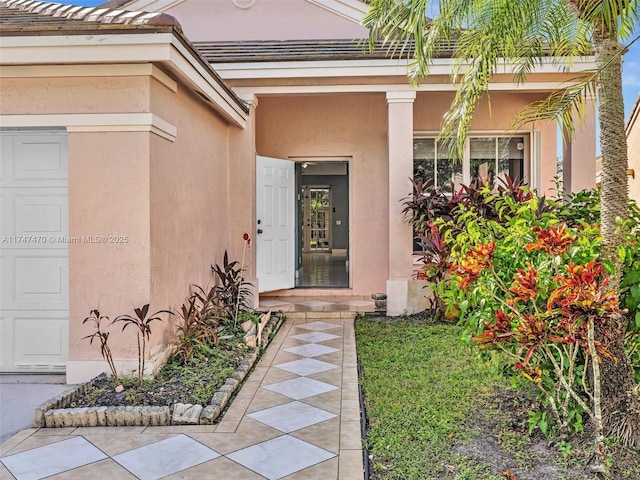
[563,96,597,193]
[230,93,259,306]
[386,91,416,315]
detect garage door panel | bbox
[0,130,69,373]
[14,135,67,181]
[0,133,12,184]
[0,312,7,371]
[0,190,8,239]
[14,191,68,240]
[6,251,69,310]
[1,312,68,372]
[1,132,67,188]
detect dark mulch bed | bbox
[69,339,249,408]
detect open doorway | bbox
[295,160,349,288]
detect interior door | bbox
[256,155,295,292]
[302,186,331,252]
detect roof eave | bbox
[0,30,248,126]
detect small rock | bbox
[199,405,220,425]
[115,385,125,393]
[242,320,255,333]
[245,334,257,348]
[172,403,203,425]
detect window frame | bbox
[413,133,531,189]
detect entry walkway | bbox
[0,314,365,479]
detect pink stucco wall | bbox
[628,104,640,206]
[68,132,152,361]
[0,76,149,114]
[165,0,368,41]
[1,71,241,381]
[229,99,258,300]
[149,80,235,349]
[256,93,389,295]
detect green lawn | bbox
[356,317,639,480]
[356,319,505,479]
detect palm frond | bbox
[513,72,598,144]
[364,0,636,151]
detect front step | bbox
[284,311,358,320]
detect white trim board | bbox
[213,58,597,80]
[306,0,368,24]
[230,81,585,96]
[0,113,177,141]
[0,33,247,128]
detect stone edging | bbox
[34,313,284,428]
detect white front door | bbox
[0,130,69,373]
[256,155,295,292]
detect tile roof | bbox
[0,0,182,33]
[194,39,456,63]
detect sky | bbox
[58,0,639,124]
[623,29,640,121]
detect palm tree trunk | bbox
[596,36,629,282]
[594,33,640,447]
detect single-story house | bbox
[0,0,597,383]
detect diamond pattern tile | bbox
[291,332,340,343]
[0,299,366,480]
[112,434,220,480]
[275,358,339,376]
[247,401,336,433]
[297,321,341,331]
[284,343,339,358]
[263,377,338,400]
[227,435,335,480]
[0,436,107,480]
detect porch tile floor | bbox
[0,316,364,480]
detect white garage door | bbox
[0,130,69,373]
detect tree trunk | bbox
[594,33,640,447]
[596,36,628,284]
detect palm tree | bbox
[364,0,639,447]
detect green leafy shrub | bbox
[443,197,618,436]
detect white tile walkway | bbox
[0,316,364,480]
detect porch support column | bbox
[386,91,416,315]
[562,95,597,193]
[230,93,259,306]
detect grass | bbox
[354,317,621,480]
[356,318,505,479]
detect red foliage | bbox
[449,242,496,290]
[508,266,540,304]
[525,224,576,255]
[474,259,620,373]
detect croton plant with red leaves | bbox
[442,197,621,434]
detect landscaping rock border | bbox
[34,312,284,428]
